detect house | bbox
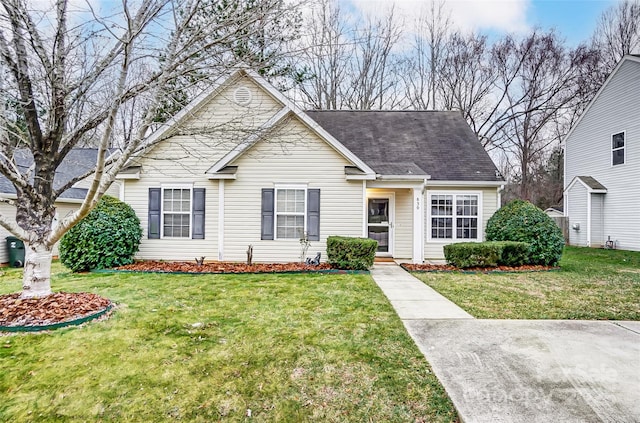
[544,207,564,218]
[563,55,640,251]
[118,68,504,264]
[0,149,120,263]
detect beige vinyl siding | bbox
[223,118,363,262]
[424,187,498,260]
[393,189,413,259]
[567,182,588,247]
[124,75,284,261]
[564,59,640,251]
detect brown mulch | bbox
[401,263,556,272]
[115,261,333,273]
[0,292,111,328]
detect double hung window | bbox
[429,193,480,241]
[612,132,625,166]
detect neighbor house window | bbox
[612,132,625,166]
[429,193,480,240]
[275,187,306,239]
[163,188,191,237]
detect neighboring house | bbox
[563,55,640,251]
[544,207,564,218]
[0,149,120,263]
[119,68,504,263]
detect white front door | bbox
[367,196,394,256]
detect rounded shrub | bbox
[60,196,142,272]
[486,199,564,266]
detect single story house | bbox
[118,68,504,263]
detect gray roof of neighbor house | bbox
[0,148,102,200]
[576,176,607,191]
[305,110,502,181]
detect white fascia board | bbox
[207,174,237,180]
[1,193,85,205]
[426,180,505,187]
[115,172,140,180]
[244,69,376,177]
[345,174,376,180]
[562,56,640,146]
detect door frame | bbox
[366,192,395,257]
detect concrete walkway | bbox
[370,263,473,319]
[370,264,640,423]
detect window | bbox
[275,188,306,239]
[429,193,480,240]
[163,188,191,237]
[612,132,625,166]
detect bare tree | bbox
[403,0,451,110]
[342,9,402,109]
[0,0,299,298]
[485,32,594,200]
[591,0,640,79]
[290,0,352,109]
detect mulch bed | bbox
[0,292,111,329]
[115,261,333,274]
[401,263,556,273]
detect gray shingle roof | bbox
[0,149,101,200]
[577,176,607,191]
[306,110,502,181]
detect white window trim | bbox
[160,184,193,239]
[611,130,626,167]
[426,191,483,242]
[274,184,307,241]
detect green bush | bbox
[443,241,531,268]
[486,199,564,266]
[60,196,142,272]
[444,242,501,268]
[326,236,377,270]
[498,241,531,266]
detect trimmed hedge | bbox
[326,236,377,270]
[486,200,564,266]
[60,196,142,272]
[443,241,530,268]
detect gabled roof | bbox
[565,176,607,193]
[305,110,502,182]
[0,148,104,201]
[563,55,640,145]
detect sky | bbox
[342,0,621,45]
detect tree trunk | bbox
[21,242,53,299]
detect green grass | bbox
[413,246,640,320]
[0,264,456,422]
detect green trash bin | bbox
[6,236,25,268]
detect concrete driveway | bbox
[371,265,640,422]
[404,319,640,423]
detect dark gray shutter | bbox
[261,188,274,240]
[307,189,320,241]
[192,188,205,239]
[148,188,161,239]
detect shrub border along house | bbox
[326,236,378,271]
[443,241,530,268]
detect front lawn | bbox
[0,264,455,422]
[412,246,640,320]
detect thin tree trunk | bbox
[21,241,53,299]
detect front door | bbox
[367,197,393,256]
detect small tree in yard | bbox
[0,0,298,298]
[486,199,564,266]
[59,196,141,272]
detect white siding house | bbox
[114,68,504,263]
[564,55,640,251]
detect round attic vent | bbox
[233,86,252,106]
